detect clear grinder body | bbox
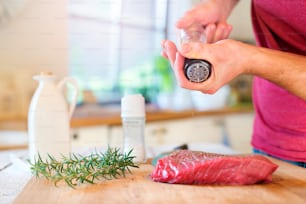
[178,24,212,83]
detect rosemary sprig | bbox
[28,147,139,188]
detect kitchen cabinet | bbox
[224,112,254,153]
[70,126,109,149]
[145,116,223,146]
[108,116,223,149]
[0,111,254,152]
[70,111,254,153]
[144,112,254,153]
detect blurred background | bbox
[0,0,253,120]
[0,0,261,161]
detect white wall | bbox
[228,0,254,43]
[0,0,254,119]
[0,0,68,119]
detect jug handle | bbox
[57,77,79,119]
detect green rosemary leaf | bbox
[28,147,139,188]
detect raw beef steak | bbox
[151,150,278,185]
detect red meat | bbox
[151,150,278,185]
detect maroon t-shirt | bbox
[251,0,306,161]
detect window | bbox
[68,0,174,104]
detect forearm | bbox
[244,44,306,100]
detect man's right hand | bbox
[176,0,239,43]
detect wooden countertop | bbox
[13,156,306,204]
[71,105,253,127]
[0,104,253,130]
[0,144,236,203]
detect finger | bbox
[164,41,178,67]
[160,50,168,59]
[204,24,217,43]
[174,52,185,77]
[173,52,188,86]
[213,23,226,42]
[213,23,231,42]
[222,24,233,39]
[180,42,206,60]
[161,40,170,59]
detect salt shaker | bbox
[121,94,146,163]
[178,23,212,83]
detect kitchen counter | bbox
[0,143,237,204]
[72,104,253,127]
[0,104,253,130]
[0,104,254,151]
[4,144,306,204]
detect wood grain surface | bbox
[14,157,306,204]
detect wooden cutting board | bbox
[14,157,306,204]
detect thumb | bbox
[180,42,204,59]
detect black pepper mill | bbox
[178,24,212,83]
[184,58,211,83]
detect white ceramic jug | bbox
[28,72,79,161]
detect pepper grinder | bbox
[121,94,146,163]
[178,24,212,83]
